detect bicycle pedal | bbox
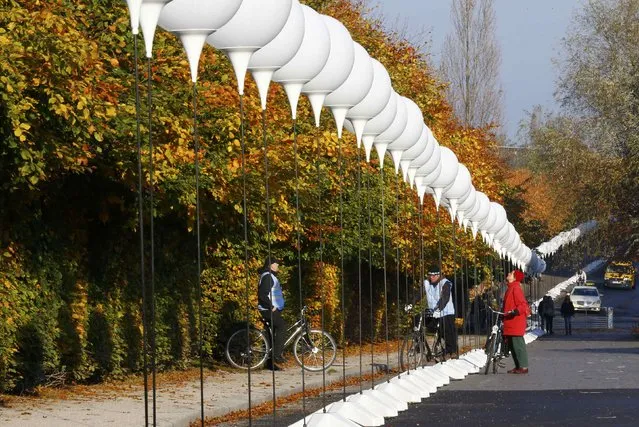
[497,361,506,368]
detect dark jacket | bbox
[560,299,575,317]
[541,296,555,317]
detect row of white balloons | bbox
[536,220,597,260]
[123,0,545,274]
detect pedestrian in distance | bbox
[425,265,458,358]
[537,298,546,331]
[576,269,587,286]
[560,294,575,335]
[257,257,286,371]
[503,269,530,374]
[541,295,555,334]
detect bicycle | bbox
[484,307,506,375]
[225,306,337,371]
[400,308,447,370]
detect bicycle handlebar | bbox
[487,307,506,316]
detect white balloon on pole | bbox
[346,59,393,146]
[427,146,459,208]
[399,126,429,182]
[157,0,244,82]
[412,133,441,186]
[456,185,476,227]
[139,0,174,58]
[371,96,410,166]
[353,90,398,161]
[247,0,305,110]
[486,202,508,243]
[302,15,355,127]
[272,5,330,119]
[441,163,472,221]
[324,42,374,137]
[125,0,143,34]
[207,0,293,93]
[468,192,490,238]
[383,98,423,172]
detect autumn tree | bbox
[440,0,503,129]
[554,0,639,258]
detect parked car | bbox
[570,286,602,312]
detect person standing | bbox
[560,294,576,335]
[503,269,530,374]
[257,257,286,370]
[542,295,555,334]
[425,265,458,357]
[537,298,546,331]
[576,269,587,286]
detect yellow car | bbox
[604,261,636,290]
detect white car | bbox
[570,286,602,312]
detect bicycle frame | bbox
[263,307,308,350]
[484,307,505,374]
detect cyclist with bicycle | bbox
[257,257,286,370]
[503,269,529,374]
[425,265,458,358]
[575,269,587,286]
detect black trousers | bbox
[543,315,554,333]
[261,309,287,360]
[440,314,458,355]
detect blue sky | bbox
[370,0,578,141]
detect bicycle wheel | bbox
[484,335,495,375]
[400,333,424,370]
[225,328,269,370]
[293,329,337,372]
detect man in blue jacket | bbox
[257,257,286,370]
[425,265,458,357]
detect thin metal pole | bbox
[261,103,277,423]
[192,82,204,426]
[133,34,149,427]
[292,119,306,422]
[146,56,157,427]
[239,95,253,425]
[338,137,347,401]
[380,167,390,381]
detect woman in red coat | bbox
[502,269,529,374]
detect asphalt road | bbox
[387,267,639,427]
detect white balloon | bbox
[398,126,428,181]
[487,202,508,240]
[248,0,305,110]
[158,0,245,81]
[442,163,472,220]
[272,5,330,119]
[139,0,175,58]
[384,98,423,171]
[428,147,459,208]
[370,95,407,159]
[207,0,293,93]
[302,15,355,127]
[125,0,143,35]
[407,130,439,186]
[324,42,374,137]
[456,186,477,226]
[356,91,398,161]
[346,59,392,145]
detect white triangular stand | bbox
[288,411,358,427]
[346,392,398,418]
